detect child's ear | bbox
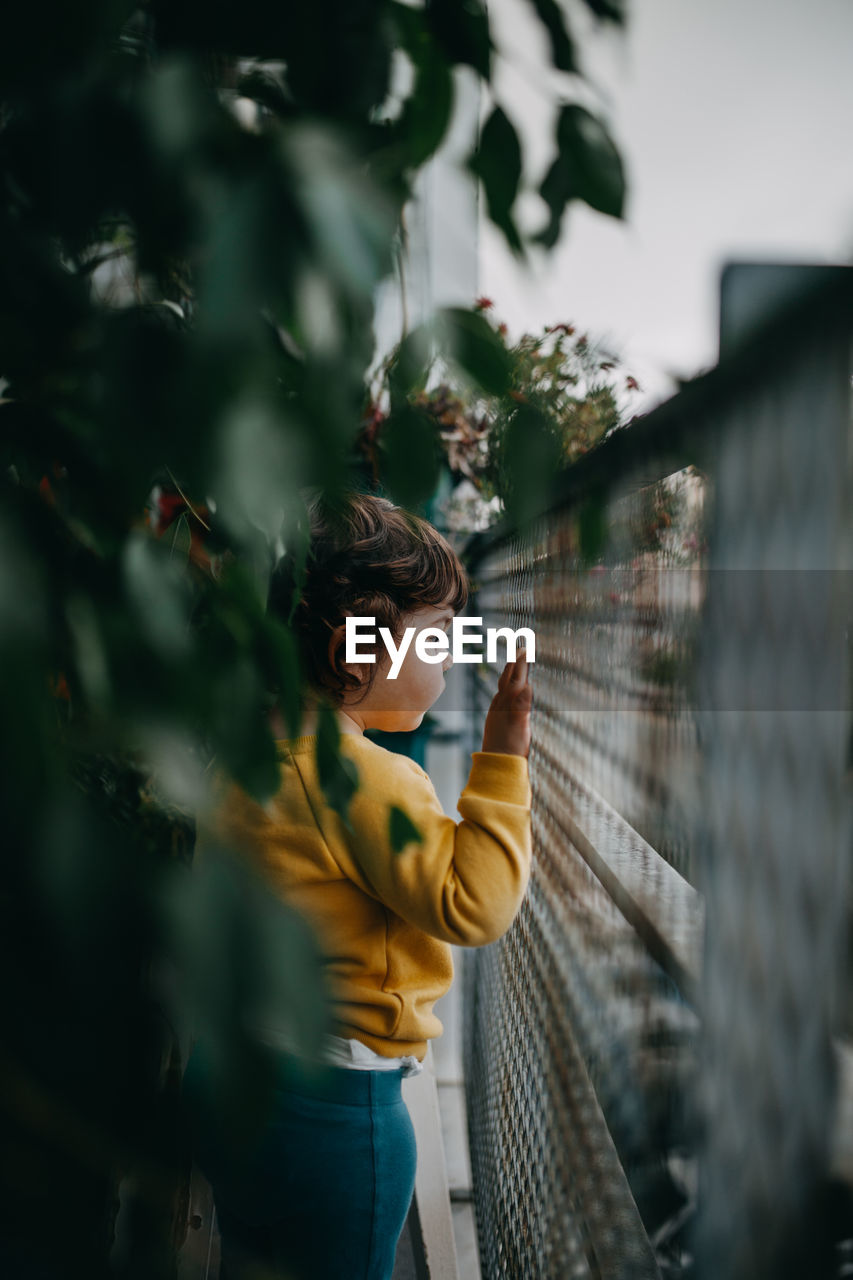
[328,620,366,684]
[327,622,347,673]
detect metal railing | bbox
[462,267,853,1280]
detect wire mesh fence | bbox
[462,268,853,1280]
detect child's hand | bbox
[481,650,532,759]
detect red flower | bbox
[474,296,494,311]
[151,488,186,533]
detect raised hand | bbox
[481,650,532,759]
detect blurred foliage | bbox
[0,0,628,1272]
[361,301,642,531]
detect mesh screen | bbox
[462,274,853,1280]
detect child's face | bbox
[339,602,456,734]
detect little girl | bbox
[187,491,532,1280]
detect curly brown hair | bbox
[268,491,469,705]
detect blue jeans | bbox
[183,1049,417,1280]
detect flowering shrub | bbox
[360,299,642,530]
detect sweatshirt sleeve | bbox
[331,749,532,947]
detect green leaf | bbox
[391,7,455,169]
[215,394,306,545]
[284,123,396,300]
[123,532,192,660]
[211,658,281,802]
[501,405,563,529]
[536,104,625,249]
[525,0,578,72]
[426,0,491,80]
[263,619,304,740]
[387,323,433,405]
[581,0,625,23]
[316,701,360,832]
[438,307,512,395]
[169,846,330,1153]
[469,107,522,255]
[389,805,423,854]
[389,0,424,48]
[378,405,442,509]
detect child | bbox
[188,491,532,1280]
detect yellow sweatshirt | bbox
[204,733,531,1060]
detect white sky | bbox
[477,0,853,409]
